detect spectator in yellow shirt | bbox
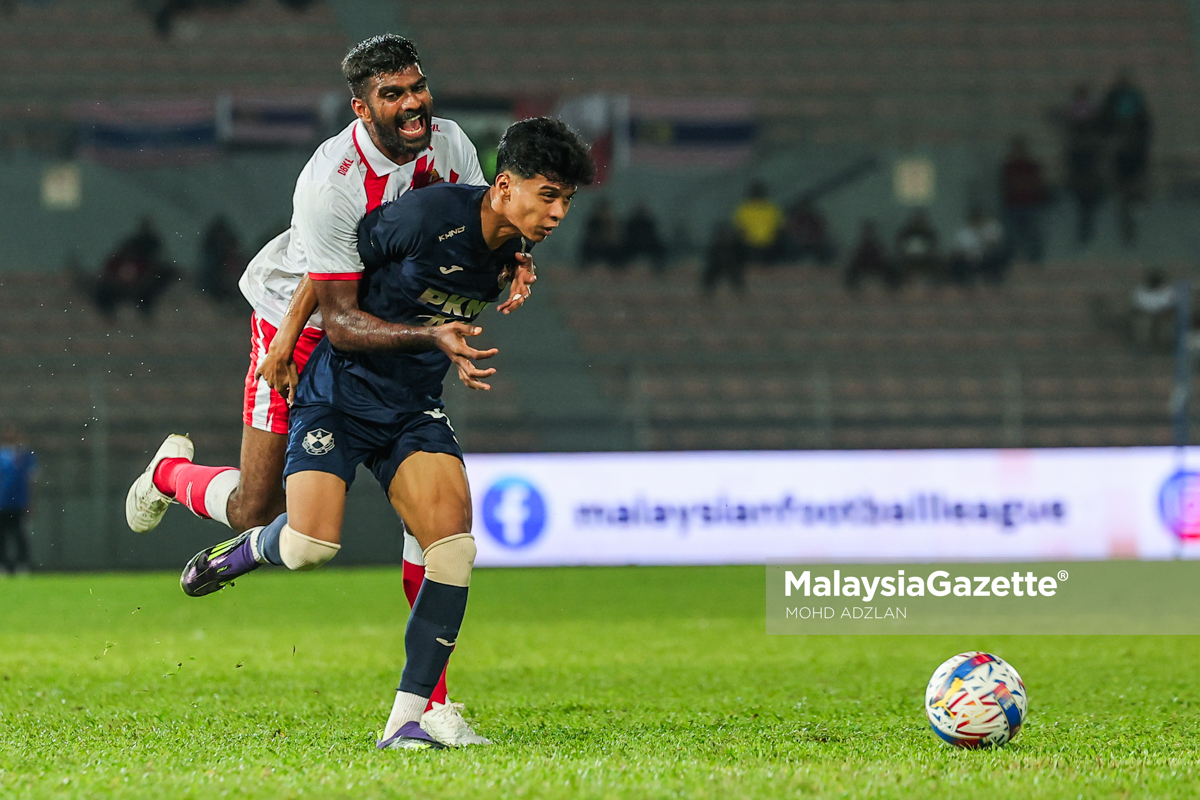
[732,181,784,264]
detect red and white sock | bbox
[153,459,240,529]
[402,530,450,712]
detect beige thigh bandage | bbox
[422,533,476,587]
[279,524,341,571]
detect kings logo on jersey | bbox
[302,428,335,456]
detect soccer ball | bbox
[924,651,1027,748]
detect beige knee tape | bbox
[279,524,341,571]
[422,533,476,587]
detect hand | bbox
[496,253,537,315]
[432,322,499,390]
[255,346,301,406]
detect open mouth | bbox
[398,114,427,139]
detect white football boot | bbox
[421,700,492,747]
[125,434,194,533]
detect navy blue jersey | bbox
[294,183,530,423]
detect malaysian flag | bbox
[555,95,758,174]
[76,99,218,168]
[216,92,343,146]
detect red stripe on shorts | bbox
[243,312,326,435]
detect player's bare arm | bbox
[262,256,528,396]
[255,274,317,402]
[313,277,499,390]
[261,264,525,395]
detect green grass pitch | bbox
[2,564,1200,799]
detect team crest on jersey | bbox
[411,158,444,190]
[302,428,335,456]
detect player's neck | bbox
[479,186,521,250]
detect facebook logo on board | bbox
[1159,469,1200,542]
[481,477,547,548]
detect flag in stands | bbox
[627,97,757,168]
[77,100,218,168]
[216,93,342,146]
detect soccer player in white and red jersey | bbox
[123,35,532,747]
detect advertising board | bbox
[465,448,1200,566]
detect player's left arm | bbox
[496,252,536,315]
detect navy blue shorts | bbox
[283,403,462,492]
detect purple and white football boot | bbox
[376,721,447,751]
[180,528,261,597]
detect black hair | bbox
[496,118,596,187]
[341,34,422,100]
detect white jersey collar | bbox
[351,119,429,177]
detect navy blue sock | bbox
[398,579,469,697]
[255,513,289,566]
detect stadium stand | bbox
[5,258,1172,471]
[0,0,345,124]
[408,0,1200,157]
[548,258,1179,451]
[3,0,1197,159]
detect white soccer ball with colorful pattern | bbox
[925,651,1027,748]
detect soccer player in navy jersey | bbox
[177,118,595,750]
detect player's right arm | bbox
[255,274,316,402]
[312,278,499,390]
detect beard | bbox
[370,104,433,158]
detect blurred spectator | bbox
[949,207,1008,285]
[844,220,899,292]
[0,424,36,576]
[579,199,621,270]
[895,210,941,282]
[732,182,784,265]
[620,203,668,274]
[784,197,835,266]
[1101,71,1152,245]
[669,220,696,263]
[701,222,746,296]
[1000,136,1047,265]
[93,216,172,321]
[198,215,246,302]
[1130,269,1176,351]
[1062,84,1105,245]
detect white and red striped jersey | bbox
[239,116,486,329]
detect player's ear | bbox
[494,170,512,196]
[350,96,371,123]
